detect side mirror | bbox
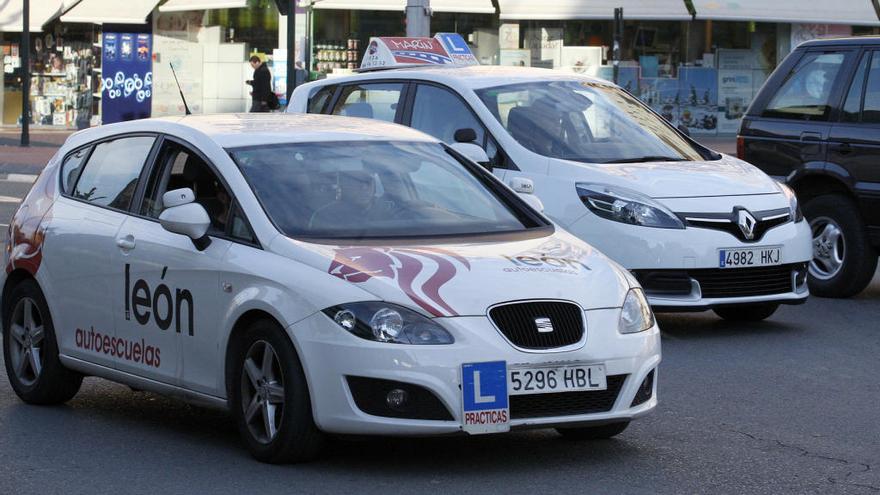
[508,177,544,212]
[677,124,691,137]
[158,188,212,250]
[450,142,490,164]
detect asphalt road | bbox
[0,175,877,495]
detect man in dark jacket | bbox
[247,55,272,112]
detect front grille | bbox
[682,207,791,243]
[690,264,799,298]
[510,375,626,419]
[346,376,453,421]
[635,264,802,299]
[489,301,584,350]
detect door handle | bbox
[831,143,853,154]
[799,131,823,142]
[116,235,136,250]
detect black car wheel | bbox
[803,194,878,298]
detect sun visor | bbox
[360,33,478,70]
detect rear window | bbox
[70,136,154,210]
[763,52,846,121]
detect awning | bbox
[498,0,691,21]
[159,0,249,12]
[691,0,880,26]
[308,0,496,15]
[61,0,162,24]
[0,0,64,32]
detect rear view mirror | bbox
[159,188,212,250]
[450,142,490,164]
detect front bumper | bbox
[567,210,812,310]
[288,308,660,436]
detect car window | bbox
[230,141,542,239]
[332,83,403,122]
[61,147,90,195]
[307,86,334,114]
[861,51,880,123]
[477,80,706,164]
[763,52,846,121]
[842,52,869,123]
[229,203,257,244]
[72,136,154,210]
[141,141,240,237]
[411,84,485,145]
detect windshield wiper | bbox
[601,156,687,164]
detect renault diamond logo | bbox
[535,317,554,333]
[736,208,757,240]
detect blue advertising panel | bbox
[102,32,153,124]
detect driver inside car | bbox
[309,171,386,230]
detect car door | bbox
[113,137,234,391]
[42,135,158,369]
[404,82,518,179]
[742,48,856,179]
[828,49,880,230]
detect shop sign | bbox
[102,32,152,124]
[361,35,477,69]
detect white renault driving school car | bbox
[2,113,659,463]
[290,62,813,321]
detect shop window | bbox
[861,52,880,123]
[763,52,846,121]
[72,137,155,210]
[842,52,869,123]
[332,83,403,123]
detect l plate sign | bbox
[461,361,510,434]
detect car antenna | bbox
[169,63,192,116]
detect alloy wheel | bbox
[8,297,45,387]
[240,340,286,444]
[809,216,846,280]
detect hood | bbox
[551,154,779,199]
[285,231,630,317]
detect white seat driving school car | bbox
[2,113,659,463]
[289,44,812,321]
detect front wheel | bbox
[713,303,779,322]
[804,194,878,298]
[231,319,324,463]
[556,421,629,440]
[2,279,82,404]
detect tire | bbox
[556,421,629,440]
[230,318,324,463]
[803,194,878,298]
[2,279,82,404]
[713,303,779,322]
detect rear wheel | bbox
[2,279,82,404]
[713,303,779,322]
[556,421,629,440]
[231,319,324,463]
[803,194,878,298]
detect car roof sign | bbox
[360,35,478,70]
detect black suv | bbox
[740,37,880,298]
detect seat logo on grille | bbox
[736,208,757,240]
[534,317,554,333]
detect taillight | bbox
[736,135,745,159]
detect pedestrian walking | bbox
[247,55,272,113]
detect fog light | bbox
[386,388,408,410]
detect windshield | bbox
[476,80,709,164]
[230,141,542,240]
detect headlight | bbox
[618,288,655,334]
[778,182,803,222]
[576,183,684,229]
[323,302,454,344]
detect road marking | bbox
[3,174,38,183]
[0,195,21,203]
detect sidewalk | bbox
[0,129,74,175]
